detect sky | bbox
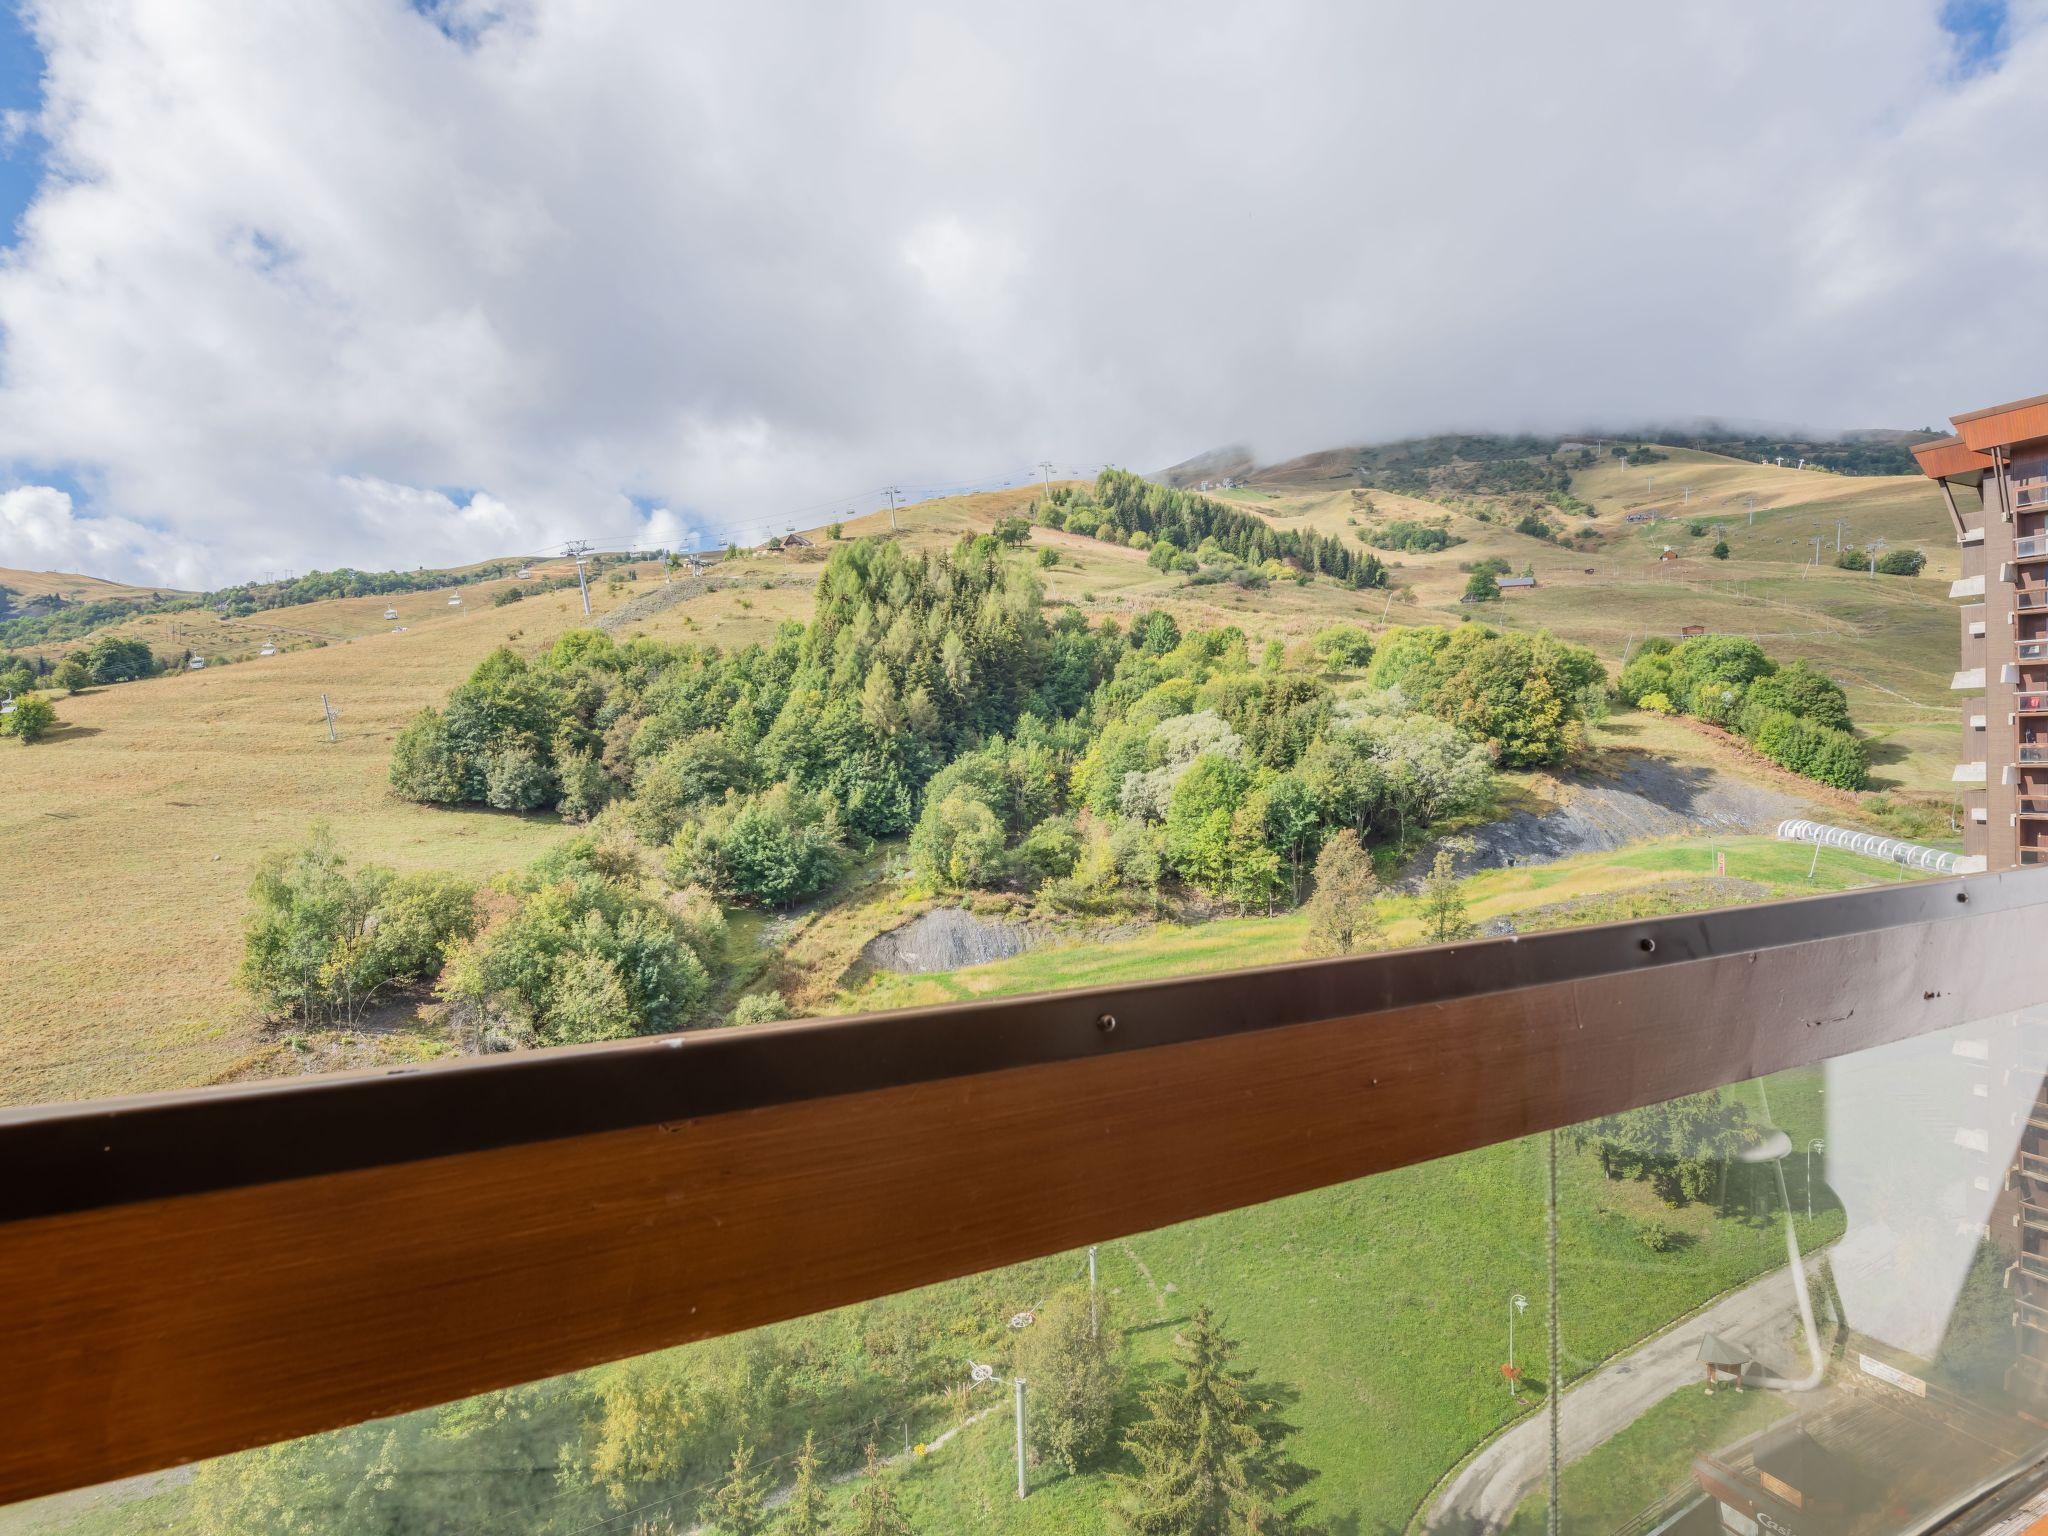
[0,0,2044,589]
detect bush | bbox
[447,841,712,1043]
[1637,1219,1679,1254]
[1016,814,1082,880]
[731,991,791,1026]
[1311,626,1375,669]
[484,746,554,811]
[909,791,1006,889]
[50,658,91,692]
[668,782,848,906]
[2,691,56,744]
[1877,548,1925,576]
[1038,547,1059,568]
[1637,690,1675,716]
[238,827,478,1021]
[1711,540,1730,560]
[1363,519,1459,553]
[389,708,467,803]
[85,634,157,683]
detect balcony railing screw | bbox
[1957,891,1969,904]
[1096,1013,1118,1034]
[1638,938,1656,953]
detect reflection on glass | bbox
[13,1017,2048,1535]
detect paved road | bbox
[1424,1254,1823,1534]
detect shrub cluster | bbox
[1616,635,1867,789]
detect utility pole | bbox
[320,694,338,743]
[1682,484,1693,509]
[1807,1139,1824,1219]
[1834,518,1846,554]
[566,540,592,616]
[884,486,901,533]
[1546,1131,1561,1536]
[1746,495,1757,527]
[1039,460,1055,497]
[1508,1293,1528,1397]
[1014,1377,1028,1499]
[1809,535,1825,567]
[1088,1246,1099,1338]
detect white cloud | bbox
[0,483,210,588]
[1,1,2045,585]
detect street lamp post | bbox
[1508,1293,1528,1396]
[1807,1139,1825,1221]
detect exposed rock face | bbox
[1423,757,1809,878]
[861,907,1042,973]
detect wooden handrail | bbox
[2,872,2048,1505]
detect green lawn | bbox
[1500,1383,1789,1535]
[841,1061,1842,1536]
[848,833,1914,1014]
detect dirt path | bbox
[1422,1253,1823,1533]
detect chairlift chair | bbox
[447,593,462,606]
[517,567,534,580]
[259,644,276,657]
[188,656,206,670]
[384,606,398,620]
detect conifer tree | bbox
[1112,1306,1311,1536]
[705,1437,771,1536]
[847,1444,913,1536]
[780,1431,831,1536]
[1420,846,1476,944]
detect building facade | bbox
[1914,393,2048,874]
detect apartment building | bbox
[1914,393,2048,874]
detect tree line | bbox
[1043,471,1389,589]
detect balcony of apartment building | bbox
[18,880,2048,1534]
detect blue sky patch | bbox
[1941,0,2010,73]
[0,1,45,248]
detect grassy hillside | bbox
[1189,446,1960,795]
[0,449,1959,1110]
[0,566,187,605]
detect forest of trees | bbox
[1044,470,1388,589]
[387,537,1608,932]
[1616,635,1869,789]
[177,1234,1305,1536]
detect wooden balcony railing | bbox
[5,872,2048,1509]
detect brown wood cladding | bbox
[1959,400,2048,455]
[3,896,2046,1506]
[1916,436,1995,479]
